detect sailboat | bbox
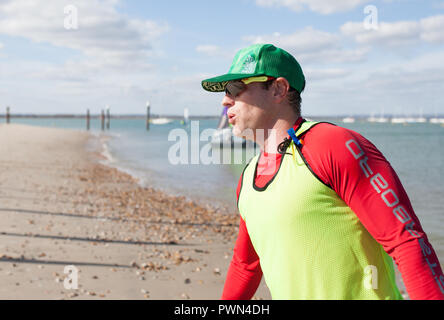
[342,116,355,123]
[391,117,407,124]
[392,109,427,124]
[430,109,444,124]
[375,108,389,123]
[430,118,444,124]
[411,108,427,123]
[368,109,388,123]
[150,117,173,125]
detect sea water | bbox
[9,117,444,259]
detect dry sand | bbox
[0,123,271,300]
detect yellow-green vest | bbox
[238,121,403,300]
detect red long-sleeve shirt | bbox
[222,118,444,300]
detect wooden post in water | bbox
[86,109,90,131]
[6,106,10,124]
[146,101,150,131]
[106,106,110,130]
[101,109,105,131]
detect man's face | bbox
[222,82,273,142]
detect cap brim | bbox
[201,73,262,92]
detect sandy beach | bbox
[0,123,271,300]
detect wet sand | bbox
[0,123,271,300]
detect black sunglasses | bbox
[225,77,276,97]
[225,81,247,97]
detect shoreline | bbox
[94,131,238,215]
[0,123,271,299]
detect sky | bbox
[0,0,443,117]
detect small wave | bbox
[95,134,148,188]
[107,132,122,138]
[99,138,115,164]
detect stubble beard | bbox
[232,122,259,143]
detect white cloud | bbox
[301,49,444,116]
[0,0,175,114]
[341,21,420,46]
[245,27,338,54]
[420,15,444,43]
[0,0,169,70]
[305,68,351,80]
[255,0,371,14]
[298,47,369,64]
[341,15,444,46]
[196,45,221,55]
[196,45,234,58]
[366,51,444,88]
[243,27,368,65]
[1,1,442,117]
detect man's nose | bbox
[222,94,235,108]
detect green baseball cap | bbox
[201,44,305,93]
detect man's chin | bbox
[232,126,254,141]
[232,126,243,137]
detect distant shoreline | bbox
[0,114,219,120]
[1,114,444,120]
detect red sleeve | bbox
[302,123,444,300]
[221,173,263,300]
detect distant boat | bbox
[372,117,389,123]
[367,115,377,123]
[368,115,388,123]
[150,117,173,125]
[342,117,355,123]
[391,117,407,124]
[411,108,427,123]
[391,116,427,124]
[392,109,427,124]
[430,118,444,124]
[368,109,388,123]
[408,117,427,123]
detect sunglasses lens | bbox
[225,82,245,97]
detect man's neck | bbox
[261,116,301,154]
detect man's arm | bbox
[302,123,444,300]
[222,174,263,300]
[222,216,263,300]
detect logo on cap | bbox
[241,55,257,74]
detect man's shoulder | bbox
[301,121,378,168]
[299,121,379,188]
[303,121,362,145]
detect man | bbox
[201,44,444,300]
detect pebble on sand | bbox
[181,293,190,299]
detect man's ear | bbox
[272,77,290,103]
